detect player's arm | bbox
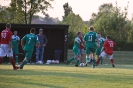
[36,35,40,47]
[21,35,26,50]
[17,36,20,45]
[8,32,13,48]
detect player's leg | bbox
[96,51,106,65]
[85,47,91,66]
[15,47,19,64]
[80,49,84,63]
[75,55,80,67]
[91,47,97,68]
[108,55,115,67]
[5,45,19,70]
[0,45,5,64]
[20,50,32,69]
[40,48,44,63]
[36,47,40,63]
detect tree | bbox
[61,13,87,48]
[0,0,53,24]
[62,2,72,20]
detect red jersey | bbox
[103,40,116,55]
[0,29,12,44]
[79,38,85,49]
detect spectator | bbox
[36,28,48,64]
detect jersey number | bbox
[109,43,114,47]
[1,33,6,38]
[88,36,92,41]
[28,37,31,44]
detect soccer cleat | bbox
[13,66,20,70]
[112,64,115,68]
[75,64,78,67]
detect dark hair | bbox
[107,35,111,39]
[89,26,94,31]
[77,31,82,35]
[30,28,35,33]
[98,32,101,34]
[6,23,11,28]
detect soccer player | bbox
[84,26,99,68]
[96,35,116,67]
[96,33,105,65]
[79,33,85,64]
[0,23,19,70]
[66,32,83,67]
[20,28,39,69]
[12,31,20,64]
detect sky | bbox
[1,0,133,21]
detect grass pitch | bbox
[0,51,133,88]
[0,64,133,88]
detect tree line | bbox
[0,1,133,50]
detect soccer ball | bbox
[80,63,85,67]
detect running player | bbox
[0,23,19,70]
[66,32,83,67]
[20,28,39,69]
[84,26,99,68]
[96,33,105,65]
[96,35,116,67]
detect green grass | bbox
[0,51,133,88]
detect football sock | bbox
[76,59,80,65]
[68,57,74,63]
[10,58,16,68]
[100,58,103,65]
[92,59,96,66]
[20,58,28,68]
[110,59,114,64]
[96,57,101,65]
[0,57,3,64]
[15,56,18,63]
[86,57,90,63]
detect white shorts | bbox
[80,48,84,54]
[100,51,113,59]
[0,44,13,57]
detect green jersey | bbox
[98,37,105,48]
[12,35,20,47]
[22,33,39,51]
[84,31,98,47]
[73,37,81,50]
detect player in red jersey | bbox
[0,23,19,70]
[79,33,85,64]
[96,35,116,67]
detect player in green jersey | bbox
[84,26,99,68]
[66,32,83,67]
[12,31,20,64]
[96,33,105,65]
[20,28,39,69]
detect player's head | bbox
[6,23,11,30]
[98,33,101,38]
[39,28,43,34]
[14,31,17,35]
[106,35,111,40]
[77,31,82,38]
[89,26,94,31]
[30,28,35,34]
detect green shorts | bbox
[24,50,33,59]
[86,47,96,54]
[73,48,80,56]
[96,48,101,55]
[12,47,19,54]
